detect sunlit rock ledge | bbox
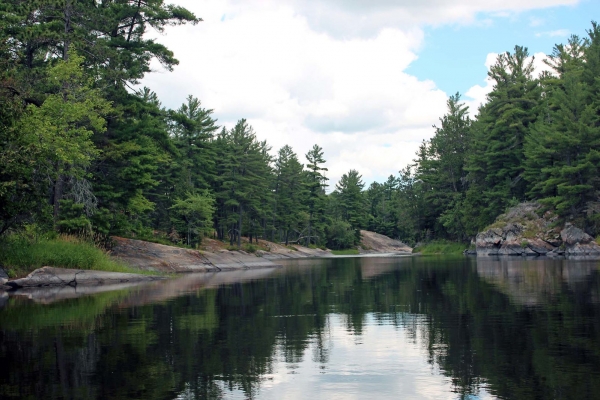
[476,203,600,257]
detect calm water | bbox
[1,256,600,399]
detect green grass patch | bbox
[330,249,360,255]
[125,233,192,249]
[0,235,153,278]
[412,241,468,255]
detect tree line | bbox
[1,2,599,248]
[388,24,600,244]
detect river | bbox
[1,256,600,399]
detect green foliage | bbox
[214,120,273,248]
[3,13,600,253]
[330,249,360,255]
[524,27,600,226]
[304,144,329,246]
[326,219,356,250]
[332,169,368,241]
[412,240,468,255]
[273,145,306,245]
[0,235,147,278]
[465,46,541,231]
[416,93,472,240]
[170,190,215,246]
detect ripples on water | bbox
[1,256,600,399]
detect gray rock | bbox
[475,228,504,255]
[526,238,555,255]
[560,223,600,255]
[497,241,525,256]
[5,266,165,288]
[0,267,8,285]
[560,223,593,245]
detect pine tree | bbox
[524,24,600,231]
[304,145,329,246]
[334,169,367,243]
[215,120,272,248]
[465,46,541,231]
[274,145,306,245]
[416,93,472,240]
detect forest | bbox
[1,1,600,250]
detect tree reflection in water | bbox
[1,256,600,399]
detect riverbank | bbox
[0,236,151,279]
[1,231,413,289]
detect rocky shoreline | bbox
[1,232,412,291]
[475,203,600,257]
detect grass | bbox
[126,233,192,249]
[330,249,360,255]
[226,242,269,253]
[0,235,153,278]
[412,240,468,255]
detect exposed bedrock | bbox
[476,203,600,257]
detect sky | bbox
[141,0,600,188]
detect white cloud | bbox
[535,29,570,37]
[226,0,579,39]
[142,0,579,185]
[529,16,545,27]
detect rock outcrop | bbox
[560,223,600,256]
[5,266,165,289]
[476,203,600,257]
[359,230,412,254]
[110,237,282,272]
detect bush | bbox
[243,243,258,253]
[412,240,468,255]
[330,249,359,255]
[326,219,356,250]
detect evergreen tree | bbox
[304,145,329,246]
[273,145,306,245]
[215,120,271,248]
[465,46,541,232]
[91,88,170,234]
[333,169,368,244]
[416,93,472,240]
[524,24,600,231]
[169,95,219,192]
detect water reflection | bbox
[476,257,600,306]
[1,256,600,399]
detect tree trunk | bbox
[237,204,243,249]
[53,173,64,229]
[307,212,312,247]
[63,0,72,60]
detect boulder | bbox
[560,223,600,255]
[0,267,8,285]
[475,228,504,255]
[526,238,555,255]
